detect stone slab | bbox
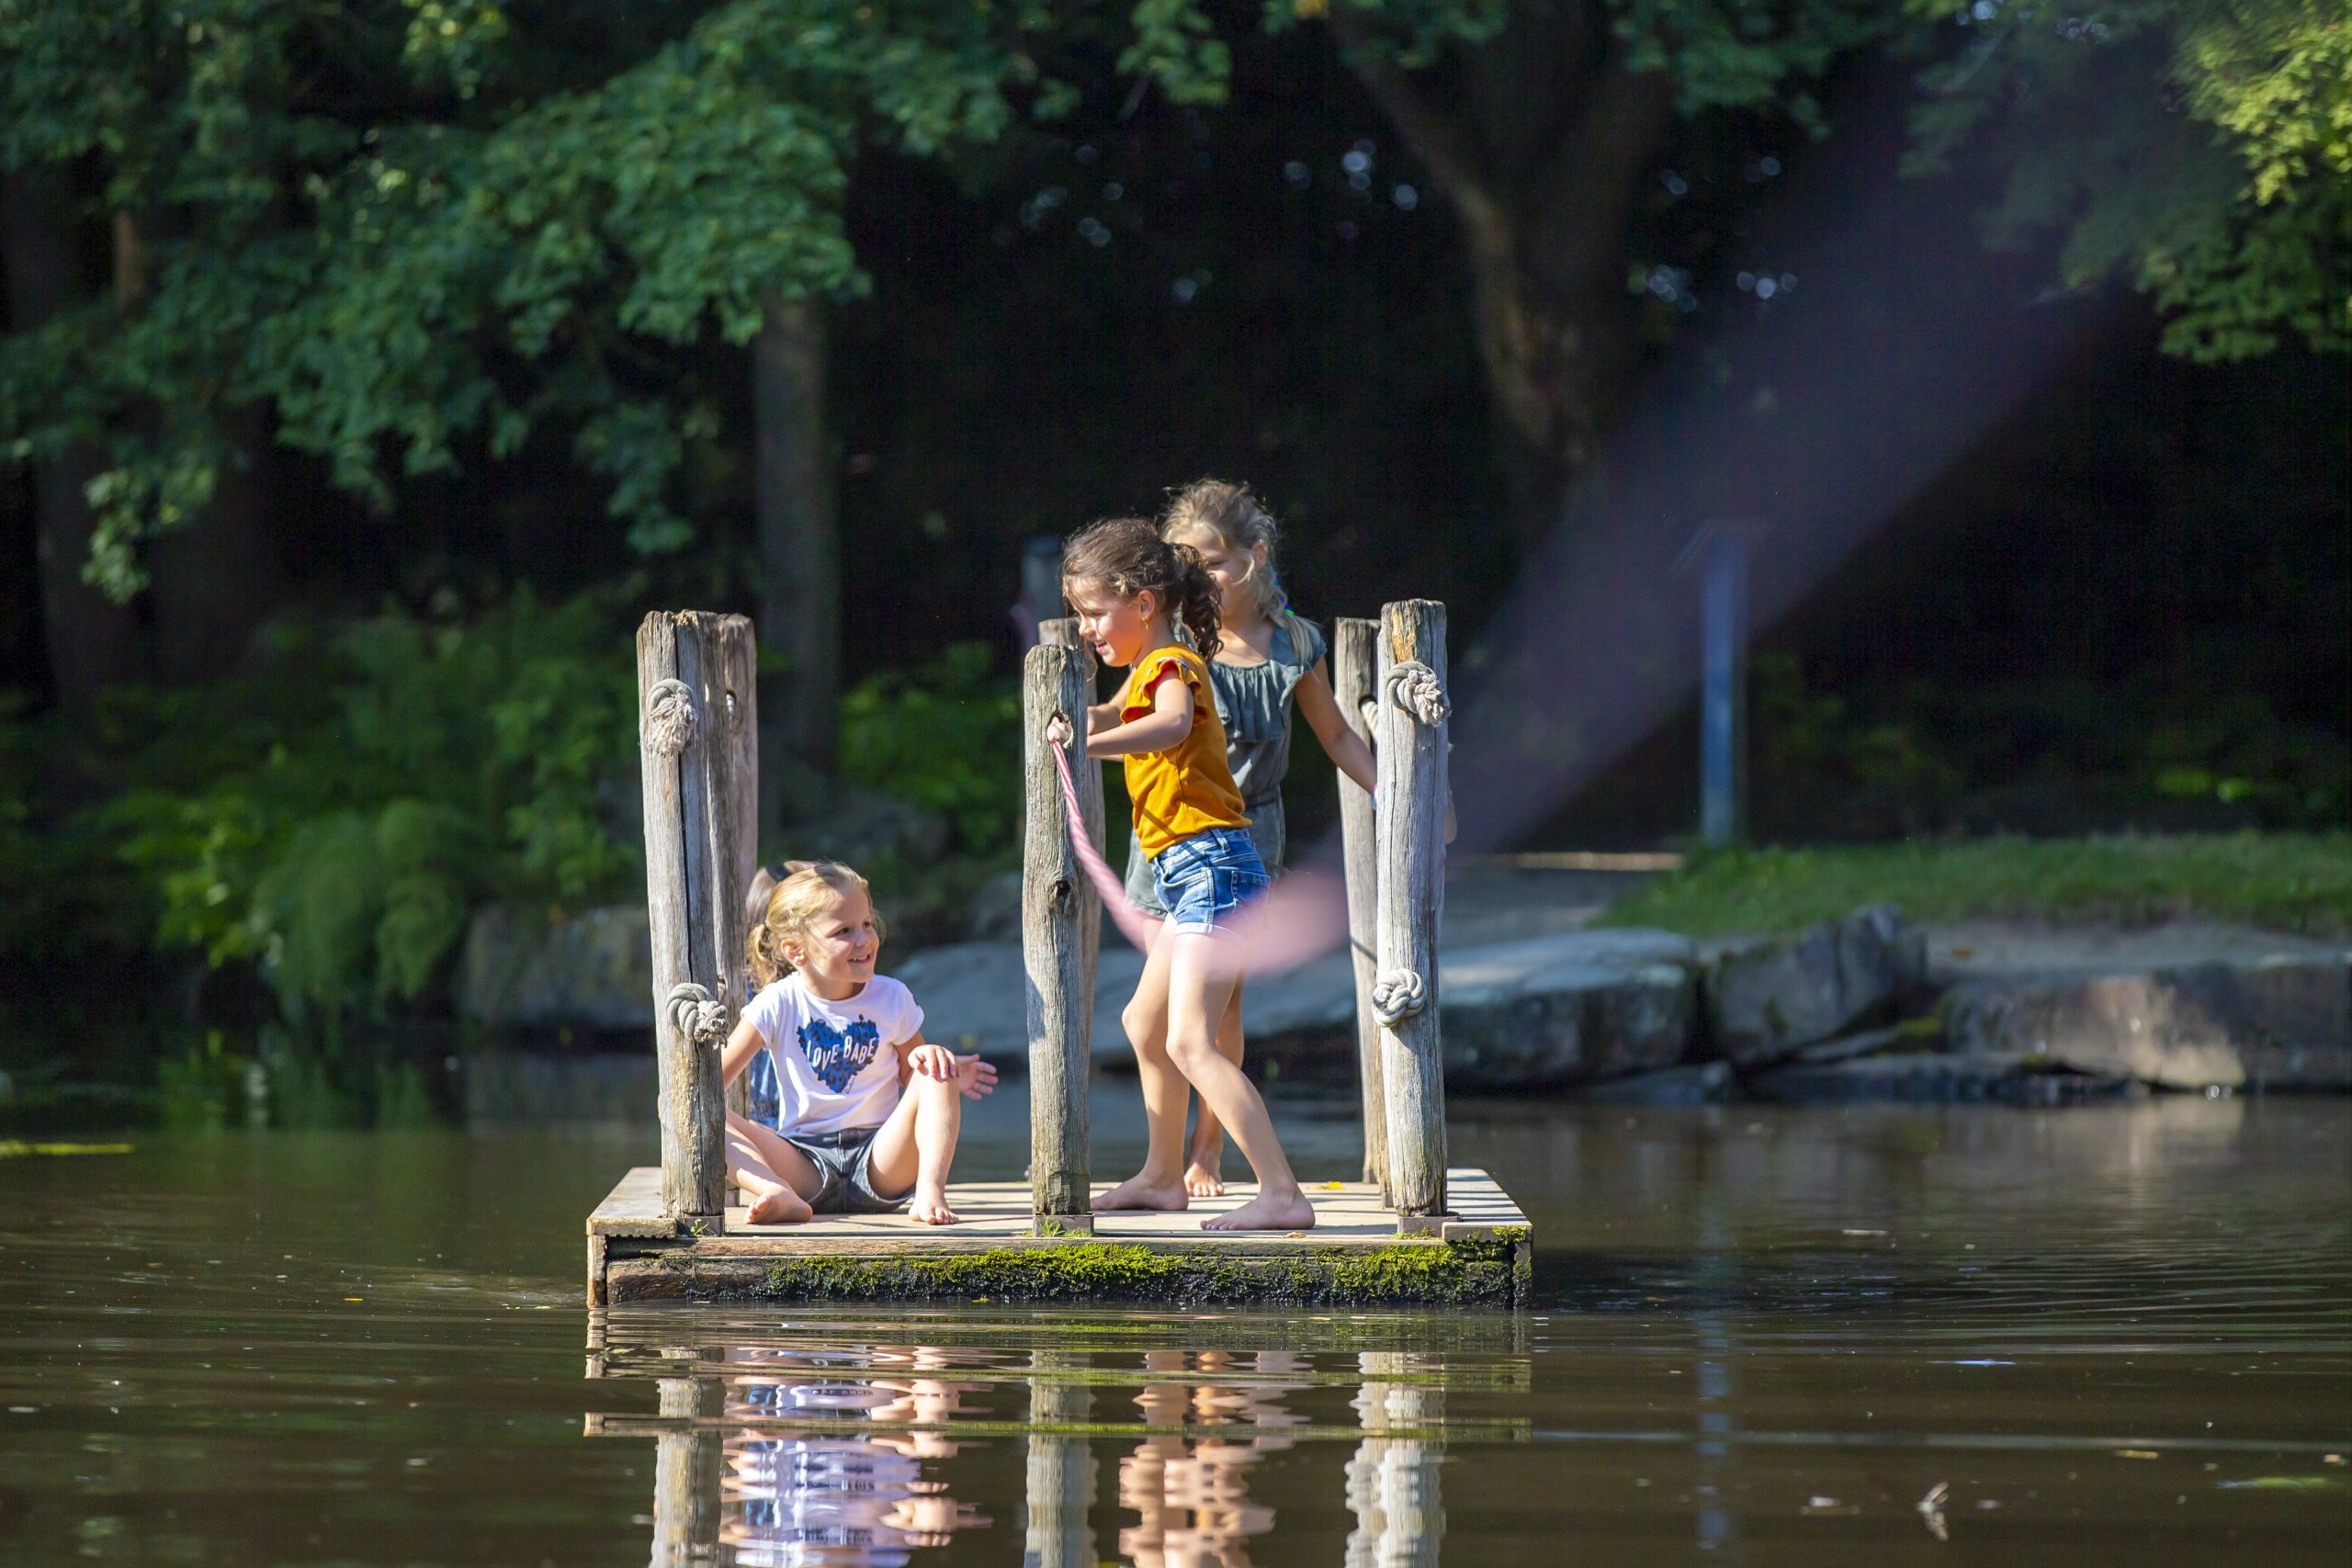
[455,904,652,1031]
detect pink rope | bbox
[1051,739,1167,951]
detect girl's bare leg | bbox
[1097,924,1193,1211]
[727,1111,820,1224]
[1161,932,1314,1231]
[1182,977,1244,1197]
[865,1068,965,1224]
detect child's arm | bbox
[893,1029,961,1086]
[1295,660,1377,795]
[1077,666,1193,758]
[1296,658,1458,842]
[718,1015,767,1088]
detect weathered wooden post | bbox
[1374,600,1449,1224]
[714,626,759,1126]
[637,611,750,1226]
[1023,640,1095,1231]
[1037,619,1104,984]
[1334,617,1389,1197]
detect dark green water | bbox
[2,1090,2346,1564]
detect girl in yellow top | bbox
[1048,517,1315,1232]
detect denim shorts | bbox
[782,1126,907,1215]
[1149,825,1272,936]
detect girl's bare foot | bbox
[746,1187,813,1225]
[1096,1173,1189,1211]
[1182,1159,1227,1199]
[907,1188,960,1225]
[1202,1189,1315,1232]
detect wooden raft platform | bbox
[588,1167,1532,1307]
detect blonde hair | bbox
[746,860,886,987]
[1162,479,1289,626]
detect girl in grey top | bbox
[1123,480,1378,1196]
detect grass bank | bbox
[1598,832,2352,939]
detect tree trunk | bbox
[1333,16,1676,546]
[149,407,280,682]
[752,295,839,827]
[0,170,142,706]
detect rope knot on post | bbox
[665,982,729,1045]
[1372,967,1427,1024]
[640,678,698,756]
[1384,660,1450,727]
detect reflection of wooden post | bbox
[1023,641,1094,1228]
[1025,1352,1098,1568]
[1037,619,1104,989]
[650,1378,721,1567]
[1374,602,1449,1222]
[1334,617,1388,1196]
[639,612,749,1224]
[1344,1352,1443,1568]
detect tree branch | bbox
[1327,10,1512,262]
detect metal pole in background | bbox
[1675,521,1770,847]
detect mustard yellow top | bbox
[1119,645,1250,858]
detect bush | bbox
[840,641,1022,861]
[88,587,642,1021]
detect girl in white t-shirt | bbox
[719,861,995,1225]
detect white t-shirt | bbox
[741,972,924,1136]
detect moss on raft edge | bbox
[611,1239,1531,1306]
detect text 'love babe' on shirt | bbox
[740,971,925,1136]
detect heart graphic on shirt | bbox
[797,1016,883,1093]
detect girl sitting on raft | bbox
[1047,517,1316,1232]
[1134,479,1378,1196]
[718,860,995,1226]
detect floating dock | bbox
[596,604,1533,1309]
[588,1167,1532,1306]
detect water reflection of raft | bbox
[587,1167,1532,1306]
[594,605,1532,1307]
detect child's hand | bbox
[1046,713,1073,748]
[955,1054,999,1100]
[908,1043,958,1082]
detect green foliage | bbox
[0,1,1221,597]
[1906,0,2349,360]
[88,588,641,1018]
[1600,831,2352,937]
[840,642,1023,859]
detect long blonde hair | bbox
[746,860,886,987]
[1162,479,1289,626]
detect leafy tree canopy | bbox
[1906,0,2349,360]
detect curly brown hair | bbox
[1060,515,1222,657]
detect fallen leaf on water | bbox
[345,1297,364,1303]
[0,1141,134,1157]
[2219,1477,2338,1491]
[2117,1450,2161,1460]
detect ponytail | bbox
[1167,541,1224,659]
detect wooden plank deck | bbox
[588,1167,1532,1308]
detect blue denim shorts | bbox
[1150,825,1271,936]
[782,1126,907,1215]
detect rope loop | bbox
[1372,967,1427,1024]
[665,982,729,1045]
[1384,660,1450,728]
[641,678,697,756]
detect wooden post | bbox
[637,611,744,1225]
[713,624,759,1124]
[1037,618,1104,987]
[1374,601,1449,1224]
[1023,641,1094,1229]
[1334,617,1389,1196]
